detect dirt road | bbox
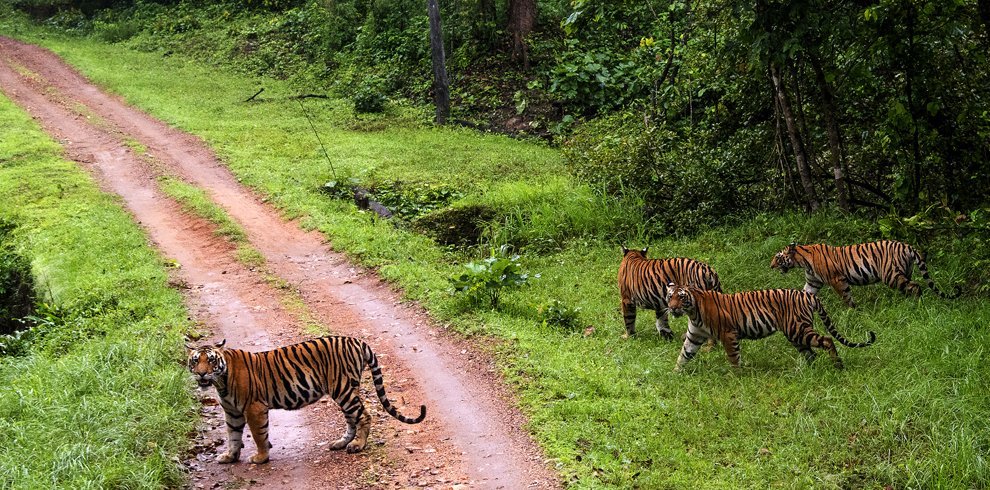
[0,36,560,490]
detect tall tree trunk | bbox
[770,63,820,212]
[428,0,450,124]
[508,0,536,69]
[773,95,800,205]
[809,54,850,212]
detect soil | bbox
[0,36,561,490]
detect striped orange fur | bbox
[770,240,961,308]
[187,336,426,464]
[665,285,875,371]
[618,246,722,339]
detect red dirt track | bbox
[0,36,560,490]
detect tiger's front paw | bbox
[216,450,240,464]
[248,453,270,464]
[328,437,352,451]
[658,330,674,340]
[345,440,367,453]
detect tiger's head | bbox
[770,242,798,274]
[621,245,649,258]
[186,339,227,389]
[664,283,696,318]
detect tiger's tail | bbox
[814,298,876,348]
[911,247,962,299]
[363,343,427,424]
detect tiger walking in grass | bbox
[618,246,722,340]
[665,284,876,371]
[770,240,961,308]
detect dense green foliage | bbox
[0,92,194,487]
[0,218,34,337]
[5,26,985,487]
[9,0,990,235]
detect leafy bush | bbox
[0,219,34,337]
[878,205,990,295]
[563,111,777,235]
[352,79,388,114]
[449,253,538,310]
[535,299,582,330]
[369,180,463,220]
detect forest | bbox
[13,0,990,232]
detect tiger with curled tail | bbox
[665,284,876,371]
[186,336,426,464]
[618,246,722,339]
[771,240,961,308]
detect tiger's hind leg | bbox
[329,383,373,453]
[890,272,921,297]
[621,299,637,337]
[790,340,817,365]
[792,327,843,369]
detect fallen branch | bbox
[244,88,264,102]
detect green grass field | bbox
[2,17,988,489]
[0,93,194,488]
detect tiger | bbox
[770,240,961,308]
[186,336,426,464]
[618,246,722,339]
[665,284,876,371]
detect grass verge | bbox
[3,21,988,488]
[0,91,194,487]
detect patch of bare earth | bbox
[0,36,560,490]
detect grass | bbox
[0,92,195,488]
[2,16,988,489]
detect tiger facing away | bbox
[186,336,426,464]
[770,240,961,308]
[665,284,876,371]
[618,246,722,339]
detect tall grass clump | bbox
[0,93,194,488]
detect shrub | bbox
[0,219,34,337]
[535,299,582,330]
[449,253,538,310]
[352,80,387,114]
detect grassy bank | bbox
[0,90,194,487]
[3,20,988,489]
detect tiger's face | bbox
[665,283,695,317]
[186,339,227,388]
[770,243,797,274]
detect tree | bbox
[507,0,536,69]
[428,0,450,124]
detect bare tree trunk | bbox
[809,55,850,212]
[508,0,536,69]
[770,63,820,211]
[773,95,799,205]
[428,0,450,124]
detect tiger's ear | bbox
[621,245,629,255]
[214,339,227,348]
[642,246,649,256]
[788,242,796,251]
[184,342,195,350]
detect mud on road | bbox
[0,36,560,490]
